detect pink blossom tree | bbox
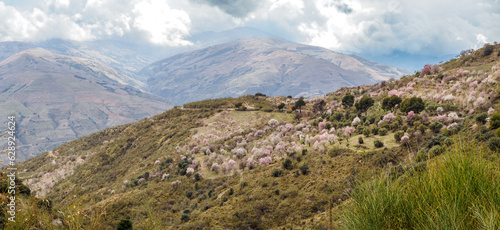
[421,65,431,75]
[318,121,326,131]
[407,111,415,122]
[259,156,272,166]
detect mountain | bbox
[140,37,408,104]
[12,44,500,229]
[0,48,173,161]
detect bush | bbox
[378,128,388,136]
[342,94,355,108]
[475,113,488,124]
[282,158,293,170]
[429,121,444,133]
[488,137,500,151]
[186,191,194,199]
[374,140,384,148]
[363,128,371,137]
[416,151,428,162]
[116,216,133,230]
[400,97,425,114]
[272,169,284,177]
[358,137,364,144]
[328,146,343,157]
[372,127,379,135]
[497,128,500,137]
[490,112,500,130]
[302,149,307,155]
[300,164,309,175]
[483,44,494,56]
[428,145,445,157]
[181,213,190,222]
[394,131,404,142]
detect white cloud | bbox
[132,0,192,46]
[0,0,498,55]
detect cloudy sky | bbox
[1,0,499,58]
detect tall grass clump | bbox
[342,133,500,229]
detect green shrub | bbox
[363,128,371,137]
[228,188,234,196]
[401,97,425,114]
[181,213,189,222]
[116,216,133,230]
[497,128,500,137]
[300,164,309,175]
[416,151,428,162]
[429,121,444,133]
[374,140,384,148]
[186,191,193,199]
[272,169,284,177]
[328,146,343,157]
[378,128,388,136]
[490,112,500,130]
[394,131,404,142]
[428,145,445,157]
[488,137,500,151]
[483,44,494,56]
[282,158,293,170]
[302,149,307,155]
[372,127,379,135]
[476,113,488,124]
[358,137,364,144]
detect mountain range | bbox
[0,48,172,161]
[141,37,407,104]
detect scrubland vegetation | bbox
[2,43,500,229]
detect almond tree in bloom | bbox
[400,135,409,144]
[259,156,272,166]
[383,113,396,123]
[421,65,431,75]
[318,121,326,131]
[437,114,448,122]
[352,117,361,126]
[488,107,495,116]
[407,111,415,122]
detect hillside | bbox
[7,44,500,229]
[0,48,173,161]
[140,37,408,104]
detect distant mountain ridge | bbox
[140,37,408,104]
[0,48,173,161]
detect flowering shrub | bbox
[421,65,431,75]
[342,126,356,137]
[488,107,495,116]
[469,81,478,88]
[318,121,326,131]
[383,113,396,123]
[259,156,272,165]
[400,135,409,144]
[231,148,248,159]
[352,117,361,126]
[448,112,459,120]
[437,114,447,122]
[268,119,279,127]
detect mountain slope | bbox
[140,37,407,104]
[14,44,500,229]
[0,48,173,161]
